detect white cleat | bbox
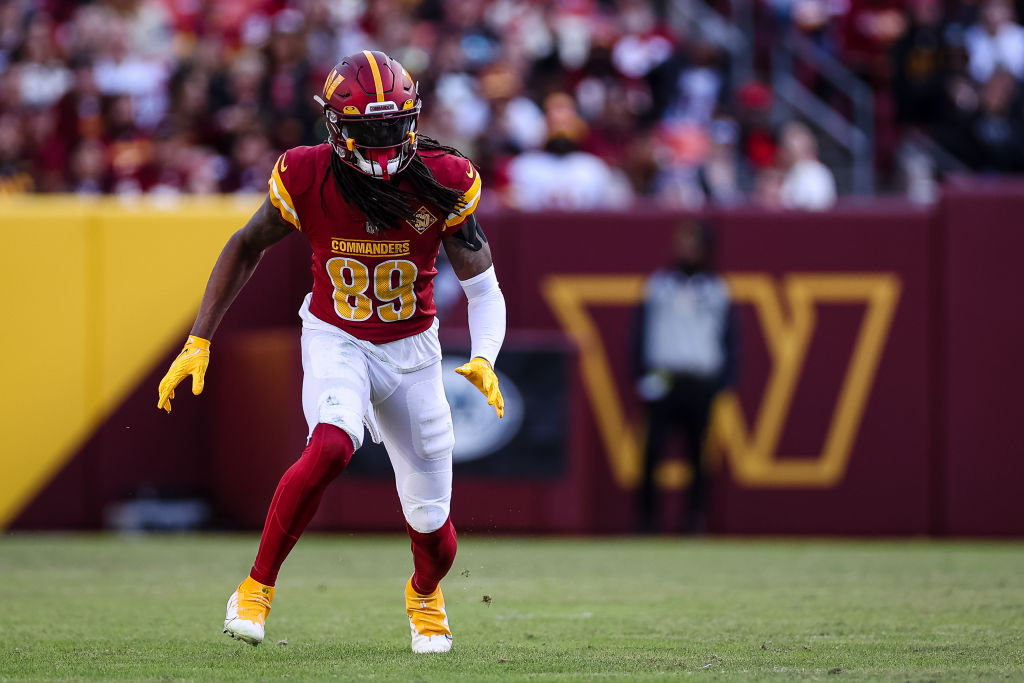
[406,577,453,654]
[222,576,274,646]
[409,624,454,654]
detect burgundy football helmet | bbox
[313,50,420,180]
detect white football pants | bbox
[300,325,454,533]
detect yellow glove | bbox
[455,357,504,418]
[157,335,210,413]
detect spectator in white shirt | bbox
[779,121,837,210]
[506,93,632,210]
[92,19,169,129]
[15,15,71,110]
[965,0,1024,83]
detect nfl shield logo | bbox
[409,206,437,234]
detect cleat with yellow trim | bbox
[405,577,453,653]
[223,576,274,645]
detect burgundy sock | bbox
[406,517,458,595]
[249,424,354,586]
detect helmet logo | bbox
[408,206,437,234]
[324,70,344,100]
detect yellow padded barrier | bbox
[0,195,260,527]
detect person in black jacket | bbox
[632,220,738,534]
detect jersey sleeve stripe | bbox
[444,174,482,229]
[268,161,301,230]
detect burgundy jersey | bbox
[267,144,482,343]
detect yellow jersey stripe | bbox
[444,174,482,228]
[268,157,300,230]
[363,50,385,102]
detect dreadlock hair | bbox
[319,134,470,232]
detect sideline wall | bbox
[939,183,1024,535]
[4,185,1022,535]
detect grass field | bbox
[0,535,1022,681]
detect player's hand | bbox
[455,357,504,418]
[157,335,211,413]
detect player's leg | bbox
[224,423,353,644]
[224,329,370,645]
[372,361,457,653]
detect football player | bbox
[156,51,505,654]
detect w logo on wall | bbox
[542,272,902,490]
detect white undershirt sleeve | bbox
[458,265,506,367]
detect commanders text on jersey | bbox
[330,238,412,257]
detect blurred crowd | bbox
[0,0,1022,209]
[756,0,1024,174]
[889,0,1024,172]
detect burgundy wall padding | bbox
[13,191,1024,535]
[940,183,1024,535]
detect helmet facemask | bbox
[317,98,420,180]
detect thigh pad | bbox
[405,379,455,461]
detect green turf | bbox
[0,535,1021,681]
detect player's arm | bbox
[157,196,293,412]
[190,196,293,339]
[443,215,507,417]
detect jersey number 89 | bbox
[326,258,418,323]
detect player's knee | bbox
[316,389,364,450]
[308,423,354,478]
[405,503,449,534]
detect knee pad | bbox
[405,502,450,534]
[316,388,364,450]
[400,470,452,533]
[405,381,455,461]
